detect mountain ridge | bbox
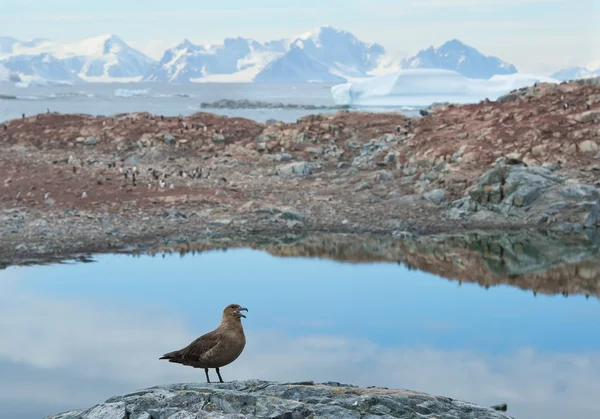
[0,27,533,84]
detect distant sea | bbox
[0,82,421,123]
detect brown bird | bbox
[160,303,248,383]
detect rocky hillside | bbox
[0,78,599,264]
[47,380,511,419]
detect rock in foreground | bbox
[47,380,511,419]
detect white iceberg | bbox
[331,69,559,107]
[114,88,151,97]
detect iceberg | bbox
[114,88,151,97]
[330,69,559,107]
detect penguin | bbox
[81,191,87,198]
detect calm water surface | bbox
[0,82,420,123]
[1,248,599,419]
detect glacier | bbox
[330,69,559,107]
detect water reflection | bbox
[0,231,599,418]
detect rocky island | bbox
[47,380,511,418]
[1,78,599,265]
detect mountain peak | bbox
[177,38,196,49]
[401,38,517,79]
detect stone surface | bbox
[276,162,312,177]
[424,189,446,205]
[46,381,512,419]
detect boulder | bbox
[162,133,176,145]
[454,163,600,229]
[83,136,97,146]
[46,381,511,419]
[424,189,446,205]
[276,162,312,177]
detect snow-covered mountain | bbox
[146,26,388,83]
[0,34,155,83]
[399,39,517,79]
[268,26,385,79]
[58,34,156,82]
[0,63,20,82]
[551,66,600,81]
[143,37,277,83]
[254,45,347,83]
[1,28,523,84]
[0,53,81,83]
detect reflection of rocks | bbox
[47,380,511,419]
[394,229,600,298]
[150,229,600,299]
[7,229,600,300]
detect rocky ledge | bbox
[47,380,511,419]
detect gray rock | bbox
[213,134,226,144]
[478,166,504,186]
[142,147,174,163]
[558,184,600,201]
[503,166,562,189]
[276,153,292,162]
[124,154,141,166]
[163,133,176,145]
[356,182,371,191]
[276,162,312,177]
[280,211,305,222]
[46,381,511,419]
[257,143,266,152]
[451,150,464,162]
[375,170,393,181]
[512,184,542,207]
[306,147,324,155]
[83,136,97,146]
[424,189,446,205]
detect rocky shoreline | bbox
[0,78,599,269]
[47,380,511,419]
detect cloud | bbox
[0,283,599,419]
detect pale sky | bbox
[1,0,599,75]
